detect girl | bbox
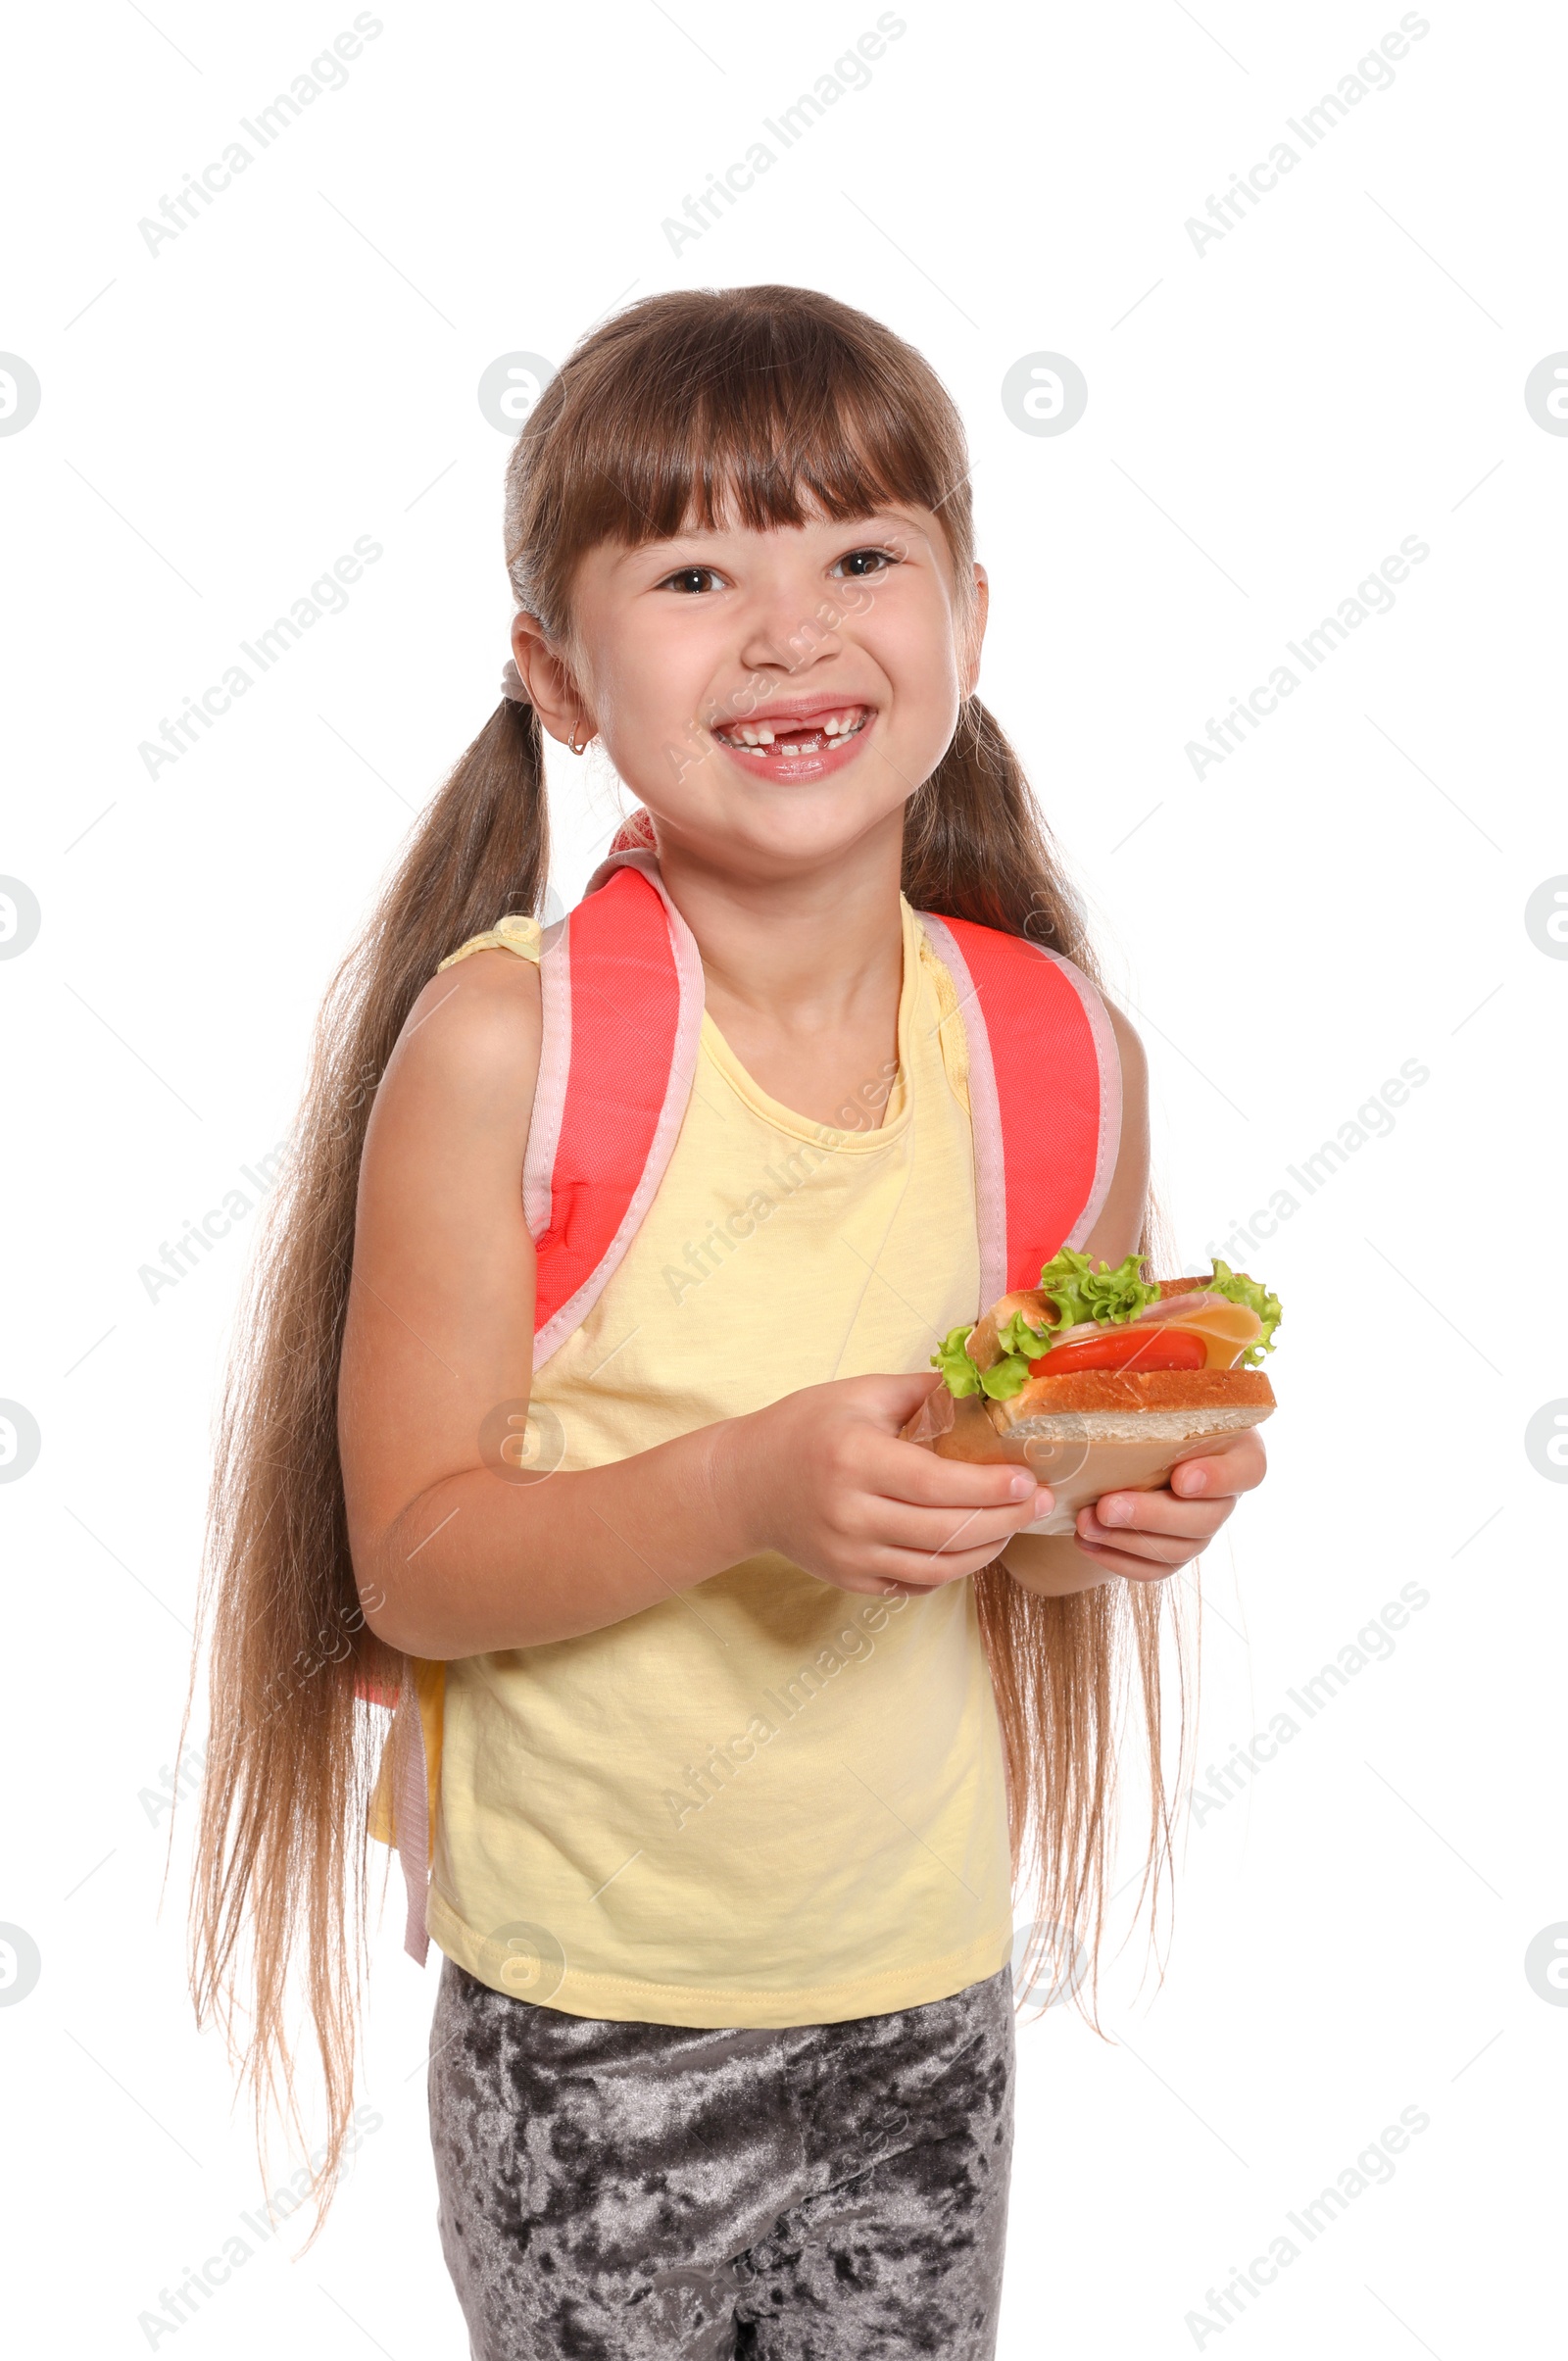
[193,285,1264,2359]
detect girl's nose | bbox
[737,594,844,679]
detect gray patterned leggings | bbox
[427,1957,1016,2359]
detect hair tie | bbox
[500,657,530,706]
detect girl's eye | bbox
[659,566,724,595]
[833,548,894,579]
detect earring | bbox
[567,723,593,757]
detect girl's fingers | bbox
[1074,1484,1238,1568]
[867,1495,1054,1562]
[1167,1427,1268,1501]
[875,1437,1054,1515]
[1071,1537,1185,1584]
[1073,1520,1203,1568]
[1085,1489,1233,1545]
[833,1523,1033,1595]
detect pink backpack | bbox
[379,830,1122,1962]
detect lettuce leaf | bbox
[931,1252,1283,1395]
[995,1307,1052,1358]
[1035,1247,1161,1341]
[931,1312,1049,1397]
[1207,1258,1283,1365]
[931,1324,983,1397]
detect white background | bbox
[3,2,1564,2353]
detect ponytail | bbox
[189,700,548,2229]
[905,696,1190,2023]
[902,697,1100,974]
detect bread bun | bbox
[900,1366,1274,1539]
[991,1366,1276,1421]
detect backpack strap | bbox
[913,912,1121,1303]
[526,851,707,1366]
[366,1657,445,1964]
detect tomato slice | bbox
[1028,1325,1207,1376]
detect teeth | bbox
[716,709,867,752]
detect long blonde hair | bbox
[190,284,1192,2222]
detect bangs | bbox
[510,287,971,621]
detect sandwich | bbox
[902,1249,1281,1539]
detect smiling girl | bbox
[193,286,1264,2359]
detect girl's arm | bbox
[997,1001,1266,1598]
[339,953,1054,1658]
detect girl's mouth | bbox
[710,705,873,778]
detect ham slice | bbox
[970,1288,1261,1373]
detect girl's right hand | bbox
[720,1373,1054,1599]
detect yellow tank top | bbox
[424,892,1014,2027]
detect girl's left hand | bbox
[1071,1425,1267,1582]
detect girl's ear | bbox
[512,613,596,749]
[962,562,990,698]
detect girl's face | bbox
[515,504,988,876]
